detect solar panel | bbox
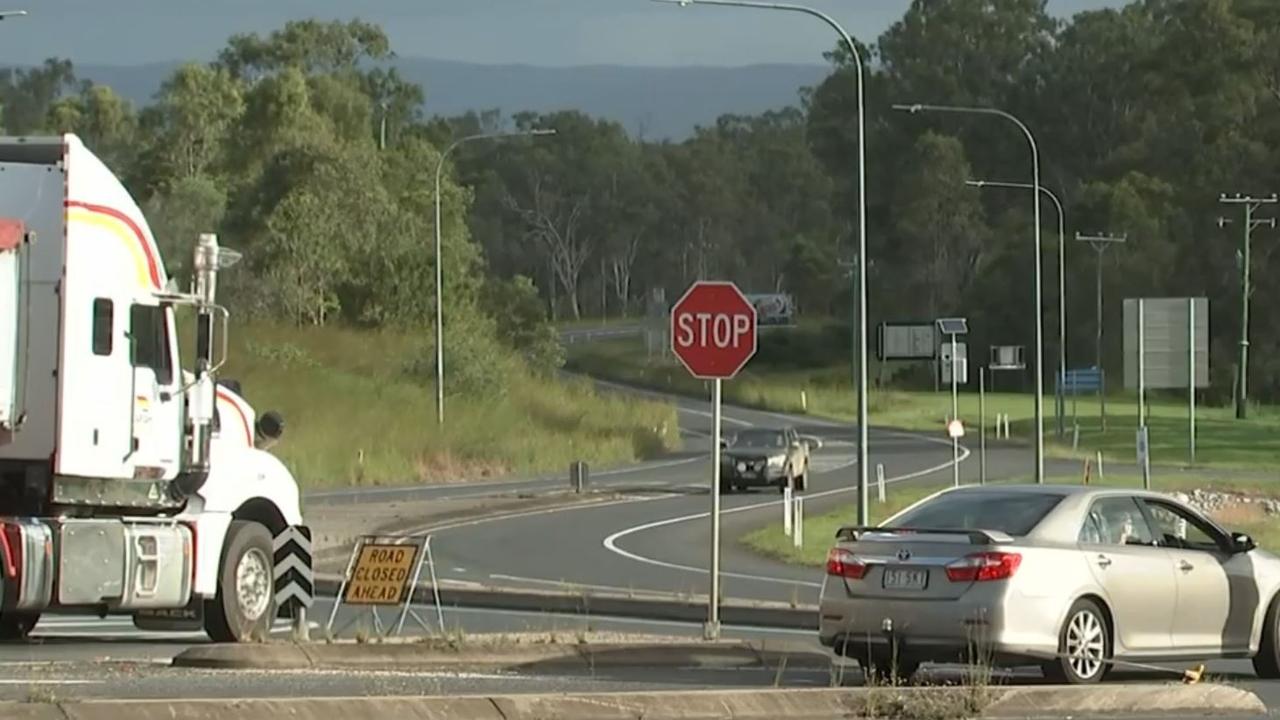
[936,317,968,335]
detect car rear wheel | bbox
[1252,594,1280,678]
[1043,598,1109,684]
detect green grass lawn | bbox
[566,336,1280,472]
[742,474,1280,568]
[216,321,679,490]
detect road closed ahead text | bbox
[344,544,419,605]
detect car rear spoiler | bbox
[834,526,1014,544]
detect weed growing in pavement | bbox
[773,654,789,687]
[23,686,58,704]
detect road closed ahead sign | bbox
[671,281,758,379]
[343,542,419,606]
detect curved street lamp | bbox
[894,103,1046,484]
[434,128,557,425]
[967,179,1067,440]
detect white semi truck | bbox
[0,134,311,642]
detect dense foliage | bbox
[4,0,1280,402]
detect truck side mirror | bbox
[256,411,285,444]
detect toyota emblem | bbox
[896,548,912,561]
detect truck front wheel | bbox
[204,521,275,643]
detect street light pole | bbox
[895,103,1045,483]
[967,179,1067,440]
[652,0,872,525]
[433,128,556,425]
[1217,193,1277,420]
[0,10,28,20]
[1074,232,1126,431]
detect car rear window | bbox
[885,492,1064,537]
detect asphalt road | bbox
[423,381,1075,606]
[2,373,1277,715]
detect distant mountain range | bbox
[67,58,830,140]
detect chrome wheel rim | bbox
[1066,609,1105,679]
[236,548,272,622]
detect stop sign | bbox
[670,281,758,379]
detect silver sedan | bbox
[817,484,1280,684]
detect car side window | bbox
[1080,497,1157,547]
[1139,499,1223,553]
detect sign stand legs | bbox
[706,377,723,641]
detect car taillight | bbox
[825,548,867,580]
[945,551,1021,582]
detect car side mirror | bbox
[1231,532,1256,554]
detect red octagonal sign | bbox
[671,281,758,379]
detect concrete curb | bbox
[312,575,821,631]
[981,682,1269,716]
[171,638,834,672]
[1,684,1265,720]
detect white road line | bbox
[488,573,664,596]
[403,493,680,539]
[600,445,971,587]
[0,679,104,685]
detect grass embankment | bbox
[566,334,1280,471]
[744,474,1280,567]
[218,322,679,490]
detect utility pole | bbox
[1218,193,1277,420]
[1074,232,1127,431]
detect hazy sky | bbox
[4,1,1125,67]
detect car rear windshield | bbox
[885,492,1064,537]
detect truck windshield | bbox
[730,430,785,449]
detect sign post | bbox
[1124,296,1210,470]
[671,281,758,641]
[937,318,969,487]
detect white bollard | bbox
[876,463,886,504]
[801,390,808,412]
[783,485,793,537]
[793,497,804,549]
[1097,451,1105,482]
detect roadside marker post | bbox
[783,485,793,536]
[876,463,886,503]
[792,496,804,549]
[670,281,758,642]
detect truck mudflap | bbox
[272,525,314,618]
[134,600,203,632]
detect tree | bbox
[893,132,989,318]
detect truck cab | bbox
[0,134,310,642]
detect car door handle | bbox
[1179,559,1194,572]
[1095,555,1112,568]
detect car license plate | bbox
[882,567,928,590]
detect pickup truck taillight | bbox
[945,551,1022,582]
[825,548,867,580]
